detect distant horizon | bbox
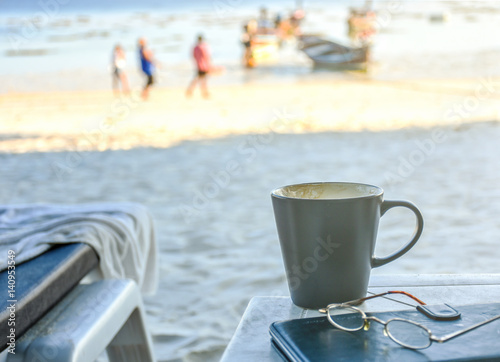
[2,0,499,17]
[0,0,429,15]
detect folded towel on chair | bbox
[0,203,158,295]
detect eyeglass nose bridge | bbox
[365,316,386,324]
[363,316,386,330]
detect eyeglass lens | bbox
[328,306,364,331]
[328,306,433,349]
[386,320,431,349]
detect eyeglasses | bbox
[319,292,500,349]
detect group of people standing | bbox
[111,35,212,100]
[240,7,304,68]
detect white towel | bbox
[0,203,158,295]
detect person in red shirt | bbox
[186,35,211,98]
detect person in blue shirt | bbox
[138,38,156,100]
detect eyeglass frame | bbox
[344,290,427,307]
[323,290,460,321]
[319,303,500,349]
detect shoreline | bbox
[1,77,499,154]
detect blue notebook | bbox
[269,303,500,361]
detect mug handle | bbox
[371,200,424,268]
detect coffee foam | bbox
[274,183,381,200]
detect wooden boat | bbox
[298,35,370,68]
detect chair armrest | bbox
[0,243,99,351]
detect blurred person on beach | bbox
[274,13,282,29]
[241,25,255,68]
[347,8,376,46]
[289,9,305,36]
[247,18,258,36]
[257,7,274,35]
[138,38,156,100]
[186,35,212,99]
[111,44,130,96]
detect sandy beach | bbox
[2,78,499,153]
[1,77,500,361]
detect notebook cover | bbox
[269,303,500,362]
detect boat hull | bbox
[299,35,369,68]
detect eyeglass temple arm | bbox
[319,291,427,313]
[434,314,500,343]
[347,291,427,306]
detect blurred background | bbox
[2,0,500,92]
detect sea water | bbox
[1,0,500,92]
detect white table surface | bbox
[220,274,500,362]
